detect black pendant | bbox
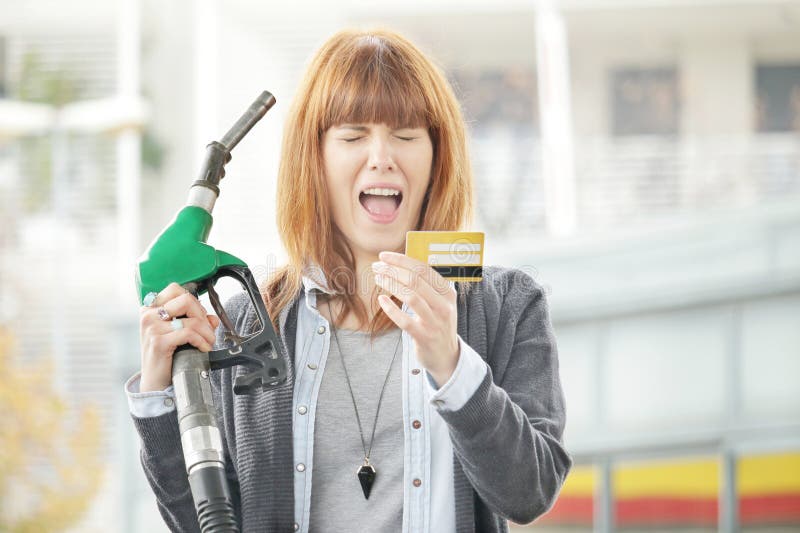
[357,463,376,499]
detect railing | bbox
[470,131,545,235]
[575,133,800,229]
[470,133,800,237]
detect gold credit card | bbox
[405,231,484,282]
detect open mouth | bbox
[358,188,403,219]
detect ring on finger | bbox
[157,306,171,321]
[170,318,183,331]
[143,291,159,307]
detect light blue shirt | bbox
[126,270,489,533]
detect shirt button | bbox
[164,398,174,408]
[293,523,299,531]
[412,420,421,429]
[307,363,318,370]
[298,405,308,415]
[411,368,421,375]
[317,325,326,334]
[413,478,422,487]
[296,463,306,472]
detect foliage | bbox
[15,50,79,106]
[0,327,104,532]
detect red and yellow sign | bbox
[535,452,800,527]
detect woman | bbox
[128,28,572,533]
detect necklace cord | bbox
[326,300,402,461]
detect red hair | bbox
[262,28,474,337]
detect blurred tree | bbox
[0,326,103,532]
[142,127,166,172]
[15,50,79,105]
[13,50,80,213]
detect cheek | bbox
[323,147,360,186]
[322,161,358,224]
[322,148,351,197]
[409,143,433,195]
[325,174,350,216]
[325,168,356,212]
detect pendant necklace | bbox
[326,300,402,500]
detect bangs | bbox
[321,38,430,131]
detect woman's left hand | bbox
[373,251,459,387]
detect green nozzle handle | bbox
[136,206,245,303]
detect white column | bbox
[535,1,577,237]
[116,0,142,304]
[115,3,142,531]
[194,0,219,173]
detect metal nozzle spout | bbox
[190,90,276,209]
[220,91,276,151]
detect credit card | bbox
[405,231,484,282]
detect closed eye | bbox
[396,136,418,141]
[341,137,364,143]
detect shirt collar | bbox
[301,262,338,296]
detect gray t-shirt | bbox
[309,326,405,532]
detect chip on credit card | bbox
[405,231,484,282]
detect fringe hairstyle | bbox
[261,28,474,339]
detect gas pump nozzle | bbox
[135,91,283,532]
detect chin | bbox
[356,234,404,256]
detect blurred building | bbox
[0,0,798,532]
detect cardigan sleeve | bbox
[434,269,573,524]
[424,334,489,411]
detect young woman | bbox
[128,28,572,533]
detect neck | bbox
[353,251,381,320]
[317,252,380,330]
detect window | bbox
[448,68,545,235]
[755,64,800,133]
[449,68,539,131]
[611,67,680,136]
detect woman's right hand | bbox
[139,282,221,392]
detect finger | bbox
[149,282,188,308]
[160,292,209,321]
[377,294,416,333]
[207,315,221,328]
[379,250,426,269]
[158,328,214,353]
[141,297,209,340]
[373,260,450,315]
[159,317,217,346]
[376,252,453,300]
[374,273,432,331]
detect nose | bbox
[367,136,395,173]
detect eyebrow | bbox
[336,124,422,132]
[338,124,369,132]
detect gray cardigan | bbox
[131,266,572,532]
